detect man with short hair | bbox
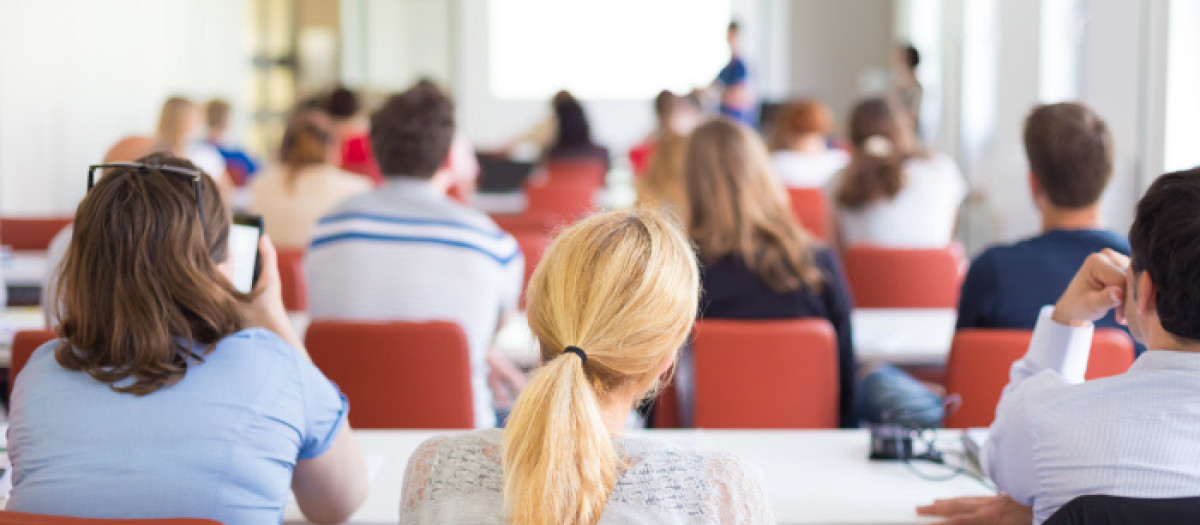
[204,98,259,185]
[921,168,1200,524]
[957,103,1139,352]
[307,81,526,429]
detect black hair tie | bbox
[563,346,588,366]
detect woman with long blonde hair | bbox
[685,117,858,427]
[156,96,229,190]
[399,208,774,525]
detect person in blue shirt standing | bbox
[957,102,1140,353]
[714,21,756,126]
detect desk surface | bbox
[284,429,993,525]
[2,252,48,288]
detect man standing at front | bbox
[307,81,526,428]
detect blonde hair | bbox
[157,97,197,156]
[686,118,823,293]
[503,208,700,525]
[635,133,689,220]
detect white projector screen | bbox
[488,0,733,100]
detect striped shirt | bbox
[983,307,1200,524]
[307,178,524,428]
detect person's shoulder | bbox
[216,328,303,365]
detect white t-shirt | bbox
[186,142,227,179]
[835,153,967,248]
[770,149,849,188]
[306,178,524,428]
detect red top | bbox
[338,133,383,186]
[628,140,658,177]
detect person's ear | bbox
[1137,271,1157,316]
[1029,172,1045,206]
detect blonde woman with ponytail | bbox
[399,208,775,525]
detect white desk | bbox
[3,252,48,288]
[853,309,958,366]
[283,429,993,525]
[495,309,961,369]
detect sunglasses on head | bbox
[86,162,207,235]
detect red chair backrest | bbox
[651,377,682,429]
[692,319,840,429]
[275,249,308,312]
[787,188,832,242]
[524,178,598,226]
[304,320,474,429]
[489,211,558,236]
[0,512,223,524]
[0,217,73,251]
[511,230,550,309]
[9,329,57,397]
[943,328,1135,428]
[842,244,967,308]
[545,159,607,188]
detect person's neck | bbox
[790,135,828,154]
[598,388,639,438]
[1041,204,1103,232]
[1143,321,1200,354]
[206,131,222,144]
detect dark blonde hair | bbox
[504,208,699,525]
[635,133,689,219]
[768,99,834,151]
[56,153,249,395]
[835,97,924,209]
[686,118,823,293]
[280,109,335,188]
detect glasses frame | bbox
[86,162,207,236]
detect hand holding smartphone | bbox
[228,214,264,294]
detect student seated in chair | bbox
[306,80,526,428]
[921,168,1200,524]
[956,102,1139,353]
[8,154,367,523]
[399,208,776,525]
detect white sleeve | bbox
[706,452,777,525]
[982,306,1093,505]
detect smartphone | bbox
[228,214,264,293]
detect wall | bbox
[0,0,252,215]
[785,0,894,130]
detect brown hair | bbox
[56,153,248,395]
[1023,102,1113,208]
[836,97,922,209]
[156,96,197,156]
[768,99,834,151]
[369,81,455,179]
[635,133,689,220]
[280,109,335,188]
[686,118,823,293]
[205,99,231,130]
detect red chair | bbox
[842,244,967,308]
[0,217,73,251]
[0,512,222,524]
[692,319,840,429]
[274,249,308,312]
[489,211,558,236]
[305,320,474,429]
[650,376,682,428]
[511,230,550,309]
[786,188,832,242]
[524,178,599,226]
[545,158,607,188]
[943,328,1135,428]
[8,329,57,397]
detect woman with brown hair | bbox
[634,132,690,219]
[767,99,848,188]
[7,153,368,523]
[250,108,373,248]
[685,117,858,427]
[399,208,774,525]
[833,97,966,248]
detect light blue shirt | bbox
[7,328,347,523]
[984,307,1200,524]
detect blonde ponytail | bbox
[503,208,700,525]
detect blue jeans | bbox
[856,364,945,428]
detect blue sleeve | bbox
[295,356,349,460]
[816,248,857,428]
[956,250,1000,330]
[717,58,748,86]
